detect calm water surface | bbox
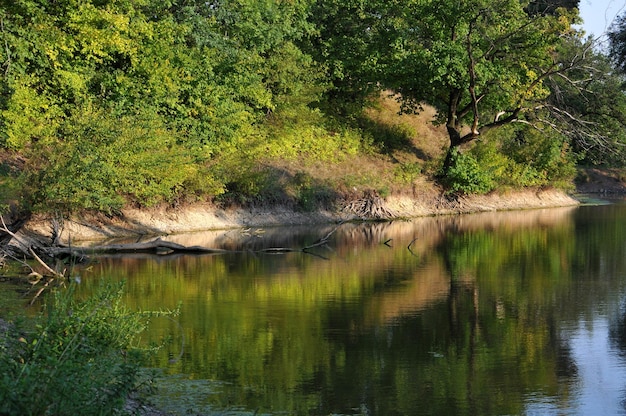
[76,201,626,415]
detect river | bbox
[74,200,626,415]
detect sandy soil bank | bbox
[16,188,582,245]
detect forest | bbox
[1,0,626,215]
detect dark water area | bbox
[74,201,626,415]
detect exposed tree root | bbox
[343,193,396,220]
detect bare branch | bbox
[28,247,64,278]
[1,213,68,281]
[0,216,29,254]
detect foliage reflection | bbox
[75,204,626,415]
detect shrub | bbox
[442,127,578,195]
[18,106,219,213]
[263,110,366,162]
[394,162,422,184]
[0,282,153,416]
[444,148,496,194]
[469,138,546,188]
[501,127,577,187]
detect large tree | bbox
[381,0,582,169]
[307,0,586,169]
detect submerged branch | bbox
[48,239,233,256]
[46,222,348,259]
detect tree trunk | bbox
[443,125,464,173]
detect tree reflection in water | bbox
[73,202,626,415]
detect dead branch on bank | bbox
[0,216,69,304]
[1,216,65,277]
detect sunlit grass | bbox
[213,93,449,207]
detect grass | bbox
[236,94,449,208]
[363,92,446,162]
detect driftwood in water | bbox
[1,222,344,260]
[47,238,232,256]
[47,222,342,258]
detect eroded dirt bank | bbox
[16,188,581,245]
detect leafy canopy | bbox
[0,0,333,211]
[384,0,578,145]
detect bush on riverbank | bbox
[0,92,581,218]
[0,282,155,416]
[2,1,624,218]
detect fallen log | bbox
[47,238,234,256]
[2,217,347,265]
[47,229,338,258]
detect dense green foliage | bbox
[443,125,577,194]
[0,282,151,415]
[0,0,624,211]
[0,0,337,212]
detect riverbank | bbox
[1,169,625,416]
[4,166,625,248]
[3,91,625,246]
[17,187,579,245]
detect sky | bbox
[577,0,626,38]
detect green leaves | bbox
[0,281,150,416]
[392,0,570,114]
[211,0,312,51]
[442,125,578,194]
[1,74,61,149]
[0,0,336,211]
[0,0,607,209]
[443,148,496,194]
[18,105,218,213]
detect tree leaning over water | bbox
[305,0,626,181]
[378,0,588,170]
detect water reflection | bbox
[72,203,626,415]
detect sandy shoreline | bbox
[17,188,583,244]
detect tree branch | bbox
[466,18,480,135]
